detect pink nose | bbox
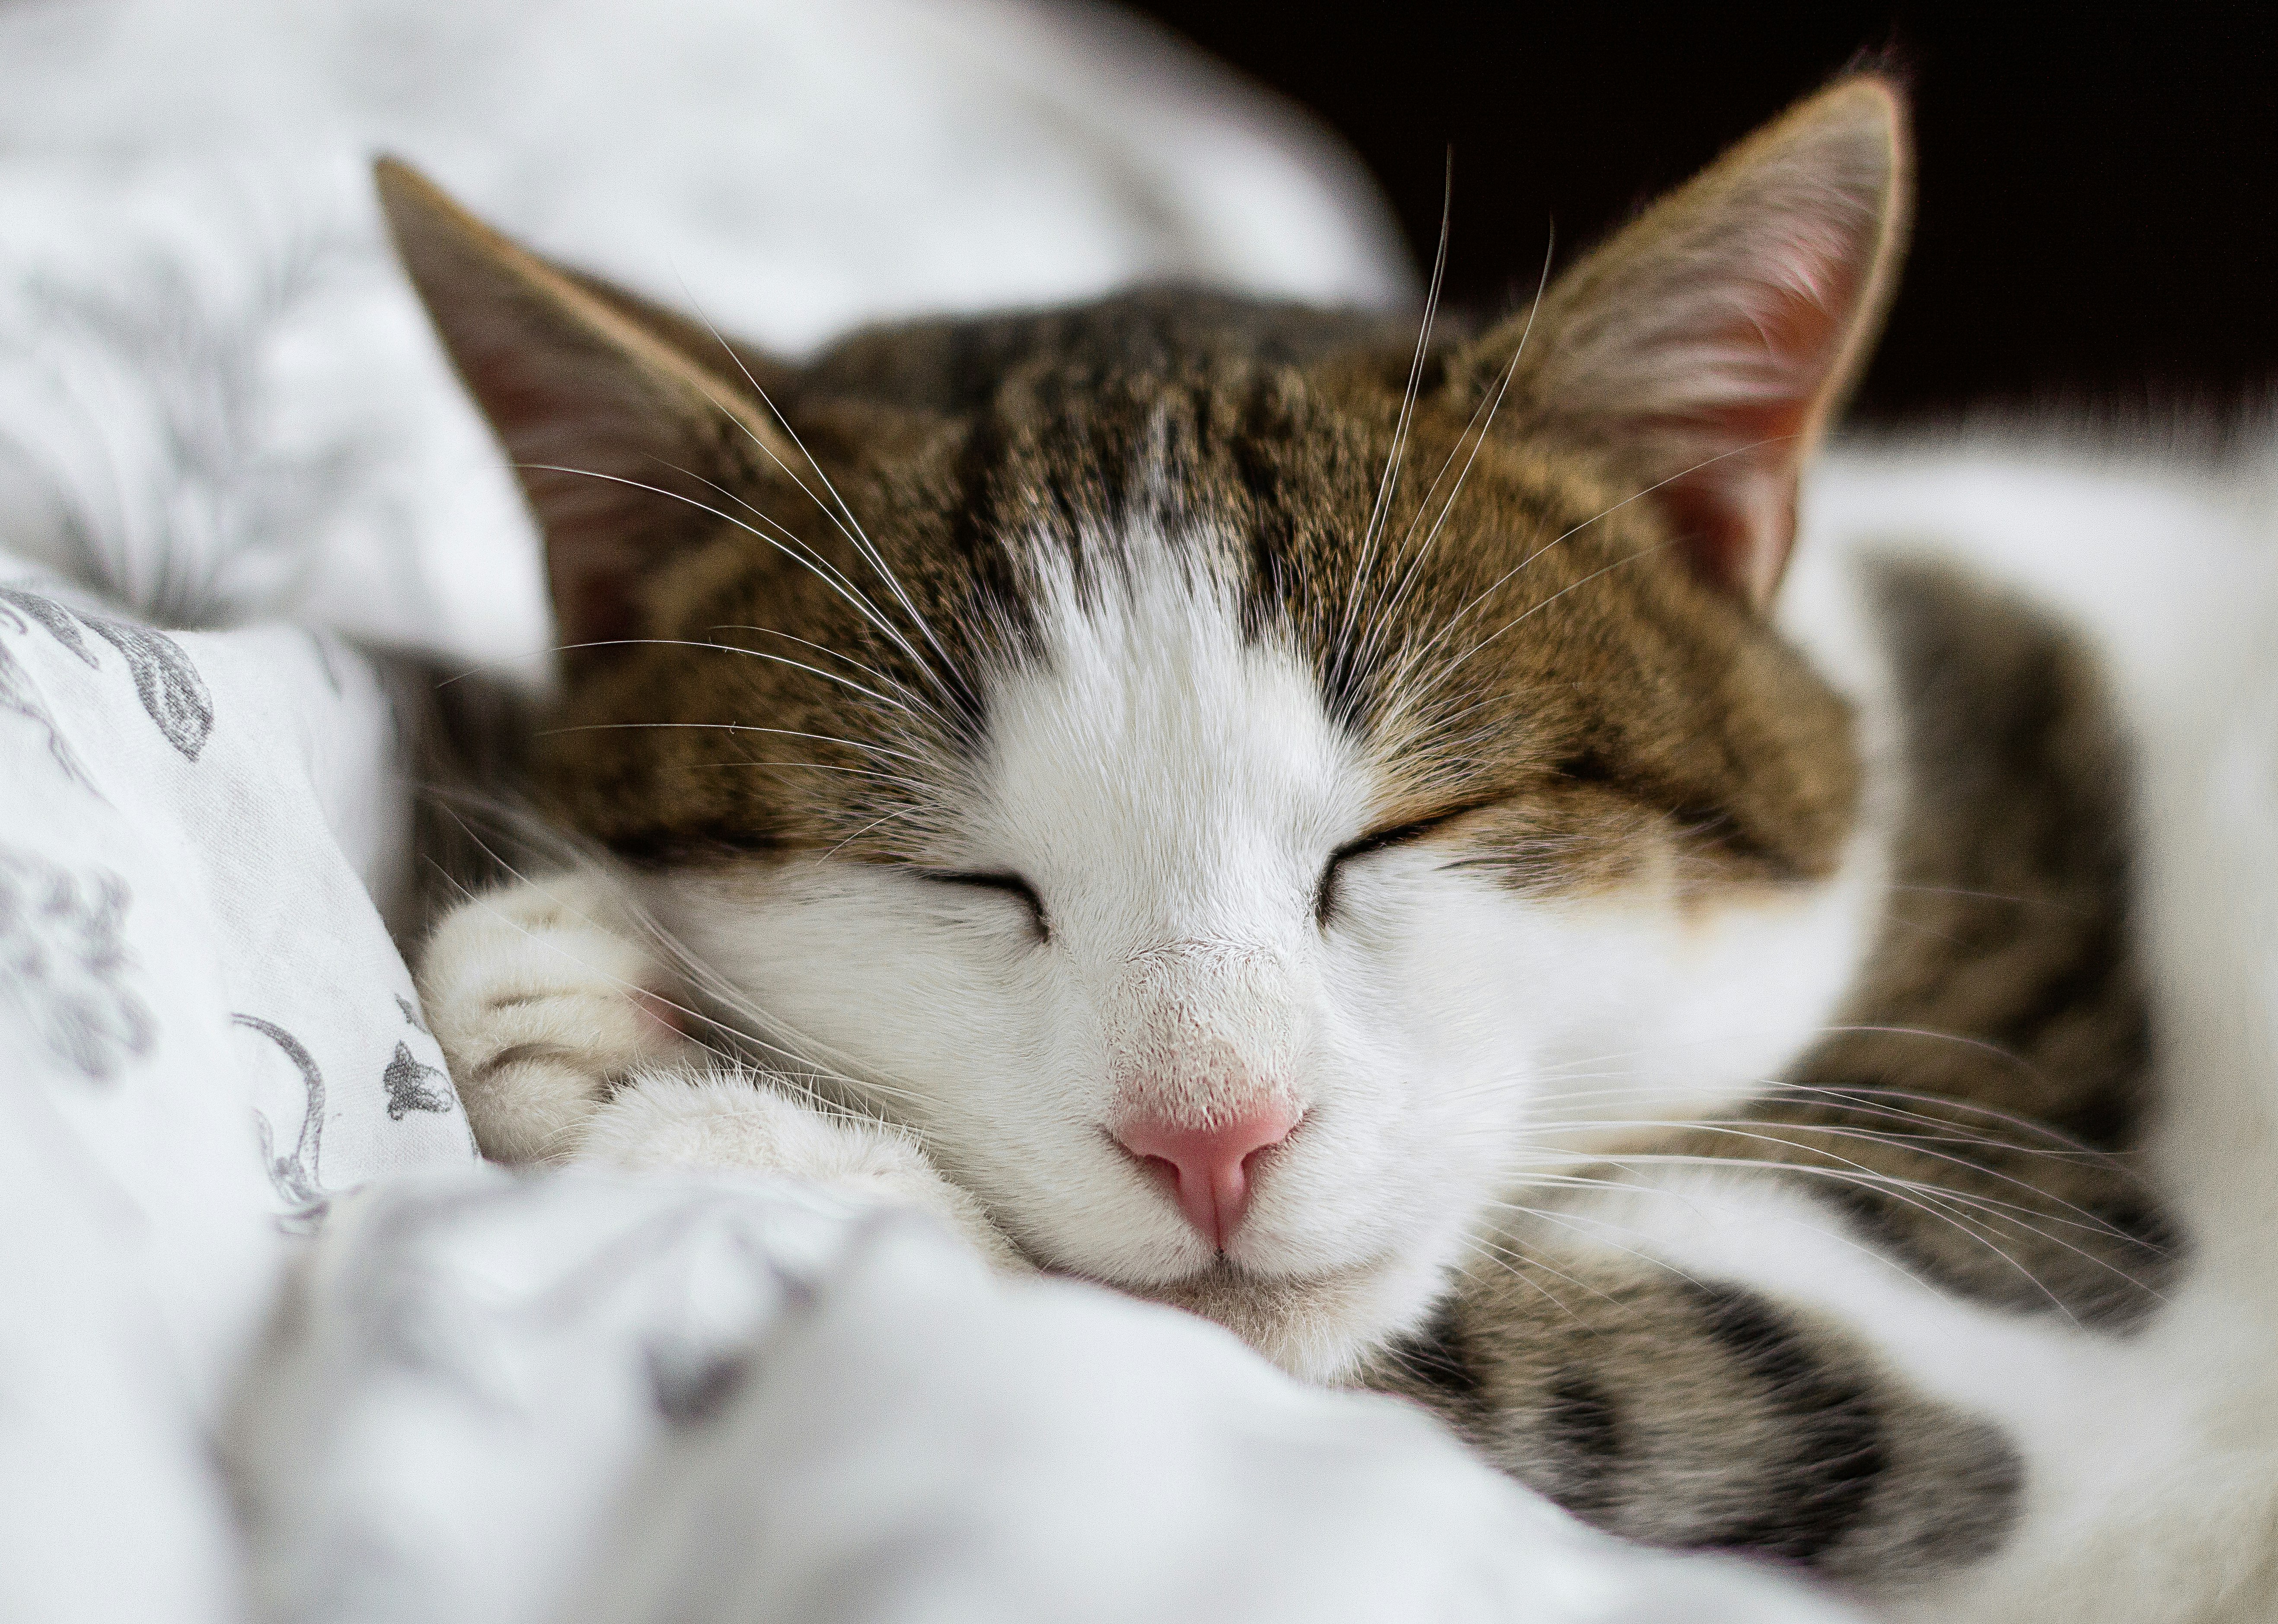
[1113,1105,1300,1250]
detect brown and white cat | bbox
[389,77,2278,1617]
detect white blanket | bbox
[0,2,1855,1619]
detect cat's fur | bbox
[389,76,2278,1617]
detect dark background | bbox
[1129,5,2278,422]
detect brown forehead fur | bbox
[534,286,1859,891]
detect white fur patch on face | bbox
[649,509,1886,1379]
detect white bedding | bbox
[0,2,1856,1618]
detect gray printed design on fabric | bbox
[384,1042,453,1119]
[0,600,99,791]
[237,1012,329,1228]
[0,843,154,1080]
[0,587,94,659]
[386,992,456,1119]
[0,586,213,762]
[88,615,213,758]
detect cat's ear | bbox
[1465,75,1911,608]
[374,158,798,651]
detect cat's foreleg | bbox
[1366,1220,2023,1590]
[576,1067,1029,1271]
[417,875,1026,1271]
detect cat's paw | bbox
[416,872,696,1164]
[579,1069,1031,1275]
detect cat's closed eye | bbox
[1314,807,1484,928]
[918,869,1050,941]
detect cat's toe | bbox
[417,876,695,1163]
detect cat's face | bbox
[383,76,1910,1376]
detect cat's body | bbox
[392,80,2278,1620]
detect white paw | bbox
[416,871,696,1164]
[579,1069,1030,1274]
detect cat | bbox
[389,75,2278,1617]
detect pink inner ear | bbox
[1661,463,1796,608]
[461,326,715,653]
[1659,229,1870,608]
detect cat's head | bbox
[383,77,1909,1377]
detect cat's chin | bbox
[1122,1251,1442,1385]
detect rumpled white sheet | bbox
[0,574,464,1623]
[0,2,1855,1619]
[231,1171,1850,1624]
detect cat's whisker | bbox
[1889,882,2077,911]
[609,886,941,1114]
[1769,1079,2109,1149]
[1480,1201,1715,1296]
[662,281,963,701]
[655,474,961,733]
[1524,1153,2152,1259]
[429,829,786,1076]
[1458,1202,1722,1321]
[535,718,928,764]
[659,453,906,645]
[1343,376,1507,703]
[1358,227,1560,685]
[656,277,957,660]
[1389,676,1561,742]
[1813,1023,2056,1085]
[655,468,960,733]
[1522,1165,2096,1321]
[1479,1178,1939,1288]
[422,801,938,1115]
[1431,1102,2108,1190]
[819,802,931,862]
[1411,538,1684,713]
[1437,1084,2164,1286]
[1360,316,1539,719]
[660,758,944,796]
[1448,1233,1595,1325]
[1501,1115,2155,1231]
[1336,157,1453,675]
[703,621,933,715]
[1464,1233,1608,1311]
[1523,1025,2037,1086]
[515,462,950,716]
[1509,1102,2111,1162]
[1384,433,1796,705]
[1523,1149,2162,1315]
[431,635,912,709]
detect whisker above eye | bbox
[703,622,924,708]
[517,462,948,716]
[1382,433,1789,711]
[431,635,914,709]
[1357,225,1560,685]
[657,455,906,652]
[534,720,929,764]
[1337,157,1453,674]
[659,282,964,702]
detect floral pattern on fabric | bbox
[0,586,212,761]
[0,842,152,1080]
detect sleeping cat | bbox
[388,76,2273,1615]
